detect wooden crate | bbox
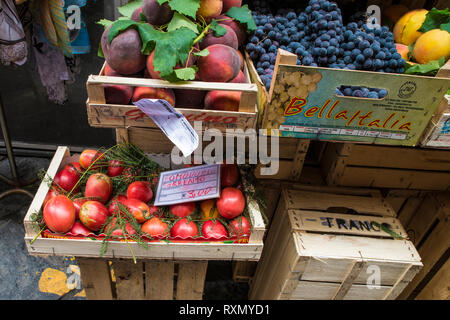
[78,258,208,300]
[321,142,450,190]
[23,146,266,260]
[115,125,312,181]
[86,60,259,133]
[259,48,450,146]
[420,95,450,149]
[233,184,384,283]
[397,193,450,300]
[249,187,422,300]
[383,189,430,225]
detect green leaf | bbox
[210,19,227,37]
[108,19,139,43]
[225,4,257,32]
[136,25,197,79]
[118,0,143,18]
[166,0,201,19]
[405,57,446,76]
[447,88,450,95]
[442,22,450,32]
[96,19,114,29]
[98,42,104,58]
[174,66,198,80]
[193,48,209,57]
[167,12,199,34]
[419,8,450,33]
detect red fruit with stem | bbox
[127,181,153,203]
[107,195,128,216]
[216,187,245,219]
[202,220,228,239]
[84,173,113,203]
[170,202,196,218]
[141,217,168,238]
[79,201,109,231]
[229,215,251,237]
[170,218,199,238]
[43,195,76,233]
[107,160,124,177]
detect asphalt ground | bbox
[0,155,248,300]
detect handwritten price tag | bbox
[153,164,221,206]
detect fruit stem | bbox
[30,225,46,245]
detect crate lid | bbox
[282,189,396,217]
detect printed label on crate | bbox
[265,65,450,146]
[153,164,221,206]
[133,99,199,157]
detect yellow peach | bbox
[413,29,450,64]
[393,9,428,45]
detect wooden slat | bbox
[145,261,174,300]
[284,189,396,217]
[384,264,422,300]
[113,260,145,300]
[77,258,114,300]
[87,103,257,131]
[406,194,445,245]
[176,261,208,300]
[398,217,450,299]
[88,74,259,92]
[23,146,70,237]
[291,140,310,180]
[232,261,257,282]
[332,261,366,300]
[115,128,129,144]
[288,210,407,238]
[337,166,450,191]
[345,144,450,171]
[291,281,392,300]
[25,236,263,260]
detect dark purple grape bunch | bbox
[305,0,344,67]
[333,22,405,73]
[336,86,388,99]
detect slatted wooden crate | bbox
[321,142,450,190]
[78,258,208,300]
[86,59,259,133]
[233,184,384,283]
[249,188,422,300]
[23,146,266,260]
[397,192,450,300]
[115,126,312,181]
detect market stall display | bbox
[24,145,266,261]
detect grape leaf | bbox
[167,12,199,34]
[137,24,197,78]
[419,8,450,33]
[108,19,139,43]
[158,0,200,19]
[210,19,227,37]
[405,57,446,76]
[225,5,257,32]
[174,66,198,80]
[118,0,143,18]
[194,48,209,57]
